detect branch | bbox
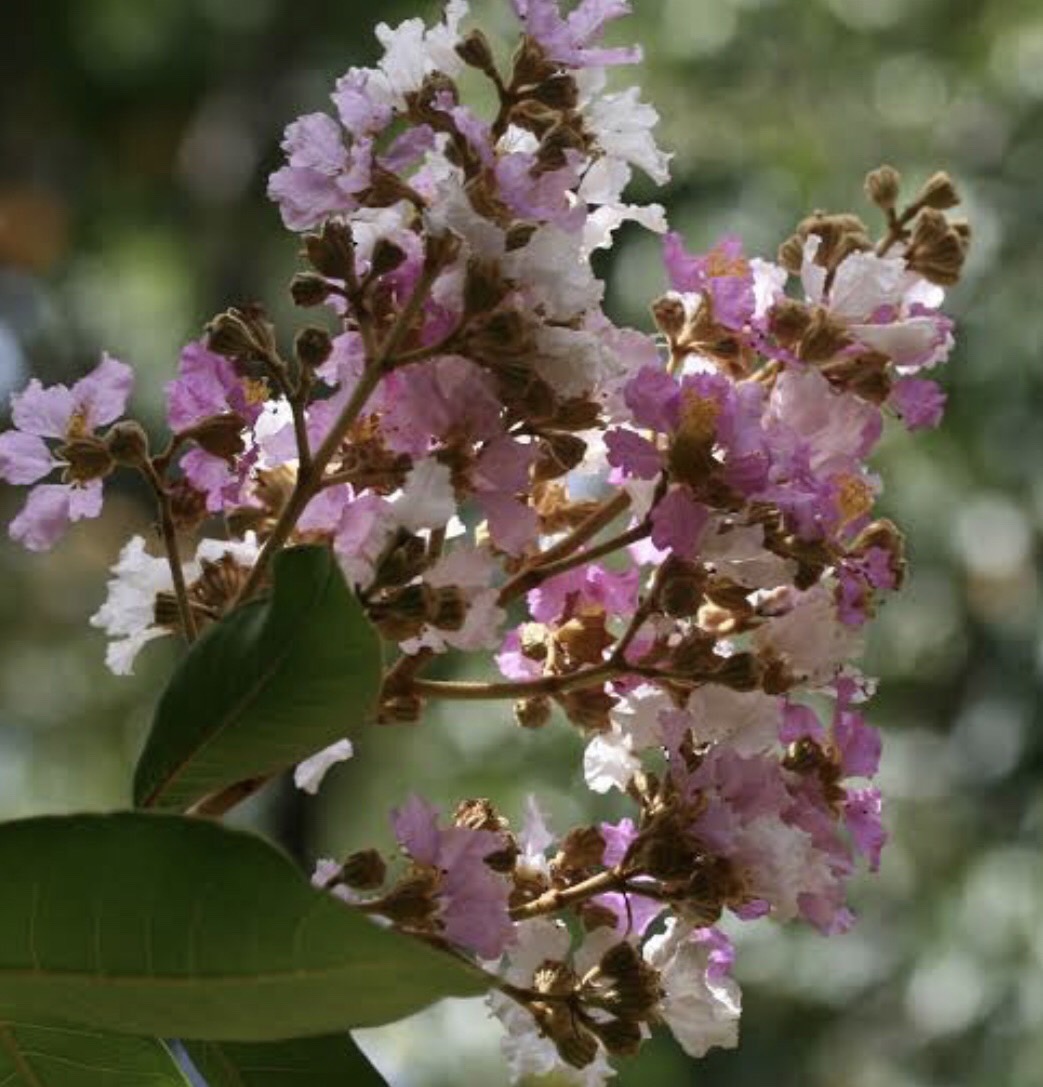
[509,868,626,921]
[411,661,617,702]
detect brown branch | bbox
[411,660,618,702]
[509,868,626,921]
[141,461,197,643]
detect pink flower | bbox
[664,233,756,331]
[889,376,946,430]
[650,487,709,559]
[509,0,642,69]
[0,353,132,550]
[392,796,514,959]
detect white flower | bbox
[399,546,506,654]
[584,85,672,185]
[584,724,640,793]
[700,519,796,590]
[686,686,781,755]
[753,583,861,687]
[294,739,354,795]
[643,920,741,1058]
[505,225,603,322]
[801,235,953,368]
[391,460,457,532]
[489,920,616,1087]
[90,533,260,676]
[89,537,174,675]
[531,324,621,399]
[373,0,469,106]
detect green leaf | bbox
[134,546,382,811]
[183,1034,387,1087]
[0,813,490,1041]
[0,1021,189,1086]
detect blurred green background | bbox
[1,1,1041,1085]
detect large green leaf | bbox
[0,814,489,1041]
[0,1021,189,1086]
[184,1034,387,1086]
[134,546,382,811]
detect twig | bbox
[141,461,197,643]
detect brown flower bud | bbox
[557,612,613,665]
[340,849,387,891]
[710,651,763,692]
[206,306,277,363]
[184,412,247,464]
[799,308,851,363]
[303,220,355,279]
[294,327,333,371]
[290,272,333,307]
[456,29,498,76]
[864,165,901,211]
[515,695,553,730]
[777,233,805,275]
[657,557,705,618]
[916,171,960,211]
[651,294,688,340]
[104,420,150,468]
[464,260,511,316]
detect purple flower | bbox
[392,795,514,960]
[650,487,710,559]
[510,0,642,69]
[0,353,132,550]
[889,376,946,430]
[605,427,663,479]
[165,341,261,514]
[664,233,755,331]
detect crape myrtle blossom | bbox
[0,353,132,550]
[0,1,971,1084]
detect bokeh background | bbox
[1,1,1041,1084]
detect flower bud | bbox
[295,327,333,370]
[340,849,387,891]
[916,171,960,210]
[533,432,587,482]
[303,220,355,279]
[864,165,901,210]
[104,420,150,468]
[454,798,505,833]
[456,29,497,76]
[206,305,277,363]
[290,272,333,307]
[184,412,247,464]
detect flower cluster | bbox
[0,1,969,1082]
